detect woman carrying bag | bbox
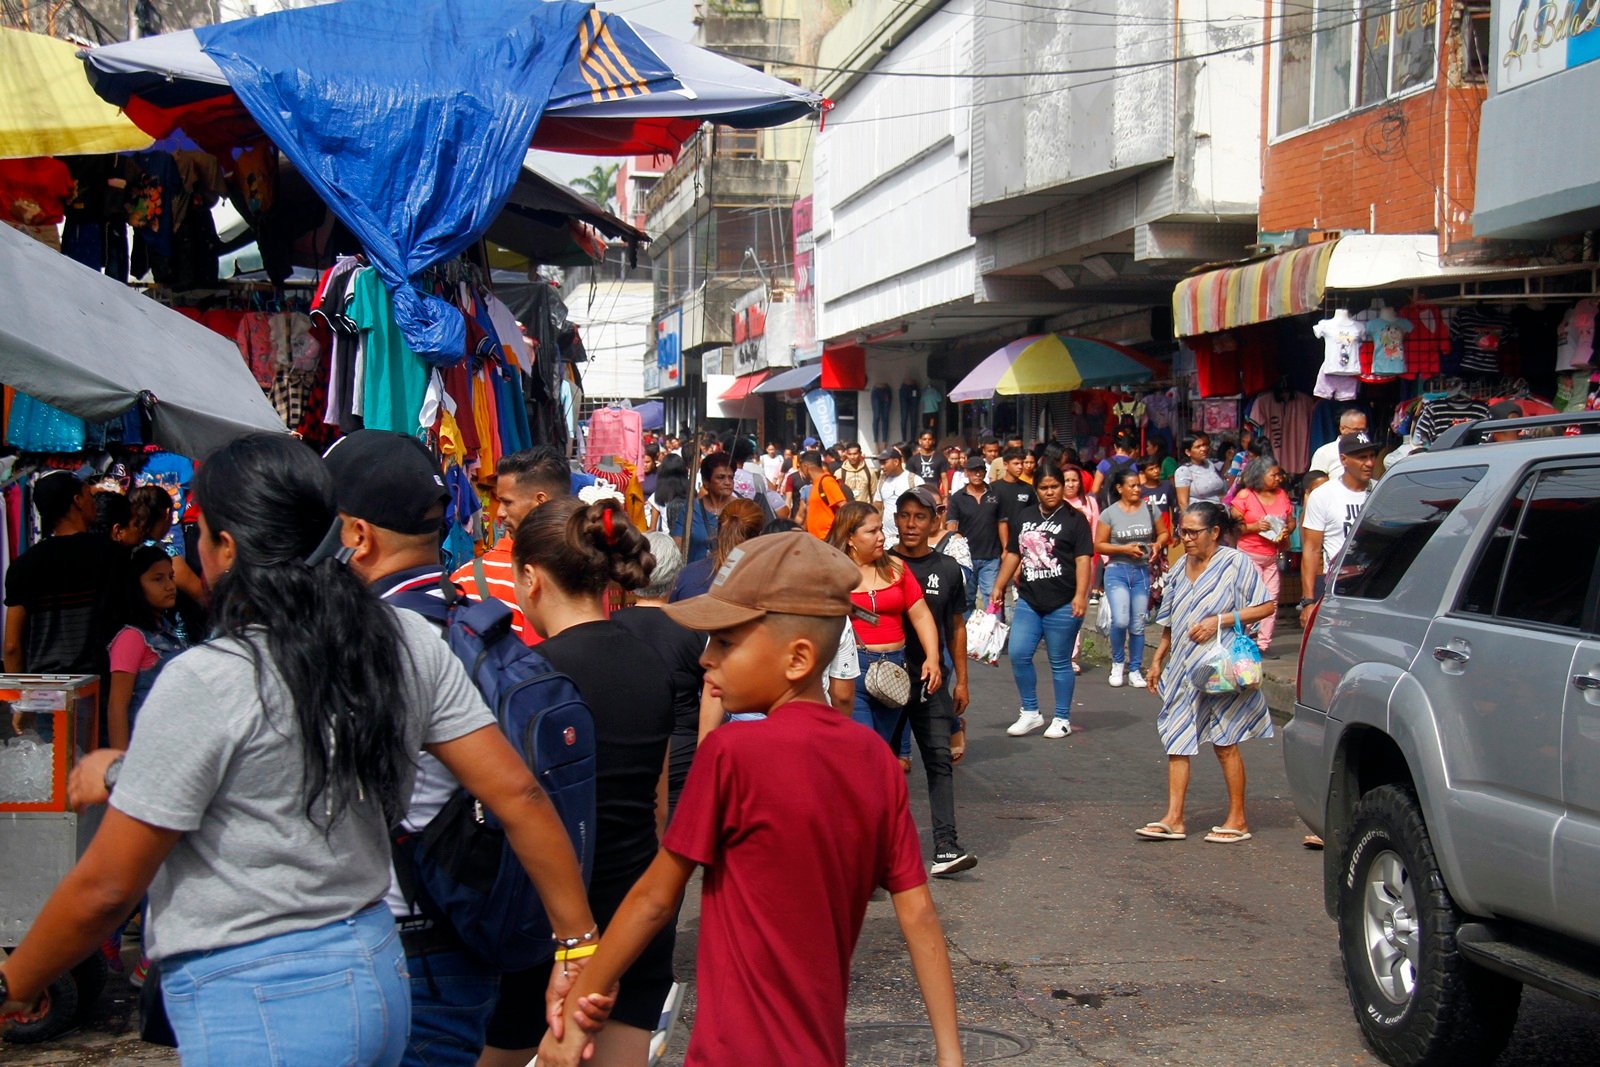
[1094,468,1169,689]
[1228,457,1295,657]
[1137,501,1277,845]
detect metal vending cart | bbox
[1,674,109,1044]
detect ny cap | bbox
[663,532,860,631]
[1338,431,1380,457]
[323,430,450,535]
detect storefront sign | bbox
[793,196,817,358]
[654,306,683,393]
[1497,0,1600,91]
[731,286,770,376]
[803,387,838,449]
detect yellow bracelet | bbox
[555,942,599,963]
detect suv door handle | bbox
[1433,646,1470,664]
[1572,675,1600,691]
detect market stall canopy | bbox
[754,363,822,394]
[485,165,648,267]
[0,222,286,458]
[81,1,822,363]
[0,27,152,159]
[949,335,1165,402]
[634,400,664,430]
[720,371,770,401]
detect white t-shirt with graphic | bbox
[1313,313,1365,377]
[1303,477,1373,569]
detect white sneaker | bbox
[1043,718,1072,739]
[1128,669,1146,689]
[1006,710,1045,736]
[1108,663,1125,687]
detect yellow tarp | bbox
[0,27,151,159]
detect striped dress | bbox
[1154,546,1273,756]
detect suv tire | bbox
[1337,784,1521,1066]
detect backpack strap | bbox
[472,554,492,602]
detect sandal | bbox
[950,717,966,763]
[1072,660,1082,675]
[1204,826,1253,844]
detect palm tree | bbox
[569,163,620,211]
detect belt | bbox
[398,917,463,958]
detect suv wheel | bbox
[1337,784,1521,1066]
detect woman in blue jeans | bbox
[829,502,942,757]
[991,462,1095,739]
[0,434,596,1063]
[1095,467,1170,689]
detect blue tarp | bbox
[196,0,595,362]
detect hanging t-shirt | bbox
[1414,395,1490,444]
[1312,314,1365,377]
[1302,477,1372,570]
[1451,307,1515,375]
[1247,391,1316,474]
[1401,302,1450,377]
[920,384,943,415]
[1365,313,1413,378]
[1556,299,1598,371]
[1006,504,1094,615]
[349,269,431,434]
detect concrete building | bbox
[642,0,809,438]
[562,249,656,408]
[811,0,1265,453]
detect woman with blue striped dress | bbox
[1137,502,1278,844]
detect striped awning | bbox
[1172,241,1338,338]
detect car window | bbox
[1337,467,1485,601]
[1460,466,1600,630]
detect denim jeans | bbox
[1102,561,1150,668]
[403,948,501,1067]
[1008,598,1083,720]
[161,903,409,1067]
[971,557,1000,612]
[891,682,961,851]
[855,647,909,748]
[871,386,892,444]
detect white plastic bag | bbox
[966,603,1009,666]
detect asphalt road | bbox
[10,649,1600,1066]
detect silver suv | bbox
[1285,412,1600,1067]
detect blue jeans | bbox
[404,948,501,1067]
[1103,561,1150,668]
[971,557,1000,611]
[855,647,909,748]
[161,903,409,1066]
[1008,598,1083,721]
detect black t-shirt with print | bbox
[947,485,1002,559]
[992,478,1035,530]
[1004,504,1094,615]
[908,450,948,485]
[890,549,967,670]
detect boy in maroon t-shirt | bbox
[537,533,962,1067]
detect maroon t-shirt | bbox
[663,700,927,1066]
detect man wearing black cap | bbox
[872,446,920,548]
[1299,431,1378,627]
[4,471,123,680]
[947,454,1002,610]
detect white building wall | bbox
[815,0,975,341]
[568,283,654,400]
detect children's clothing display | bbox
[1364,309,1413,379]
[1451,306,1516,375]
[1556,299,1598,371]
[1312,310,1363,398]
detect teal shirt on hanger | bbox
[350,268,431,435]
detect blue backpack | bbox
[393,582,596,970]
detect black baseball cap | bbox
[963,454,987,470]
[1338,431,1380,457]
[875,446,904,462]
[323,431,450,535]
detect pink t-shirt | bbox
[1233,489,1294,558]
[108,626,160,675]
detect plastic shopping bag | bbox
[1094,594,1112,635]
[1188,615,1263,694]
[966,603,1009,666]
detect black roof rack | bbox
[1430,411,1600,451]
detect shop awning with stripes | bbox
[1172,241,1337,339]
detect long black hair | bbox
[120,544,174,632]
[192,434,413,829]
[653,453,689,506]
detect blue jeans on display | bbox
[871,386,892,444]
[971,557,1000,612]
[161,903,410,1066]
[855,647,909,748]
[1102,561,1150,668]
[403,948,501,1067]
[1008,598,1083,721]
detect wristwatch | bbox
[1297,598,1316,609]
[103,755,124,794]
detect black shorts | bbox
[483,892,677,1048]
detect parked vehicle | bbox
[1285,412,1600,1067]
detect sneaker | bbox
[1043,717,1072,739]
[930,850,978,878]
[1128,669,1146,688]
[1006,710,1045,736]
[1108,663,1125,687]
[129,955,149,989]
[100,936,124,975]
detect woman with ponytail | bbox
[479,498,675,1067]
[0,434,595,1063]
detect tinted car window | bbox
[1494,467,1600,630]
[1459,476,1530,616]
[1337,467,1485,601]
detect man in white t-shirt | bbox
[873,446,921,547]
[1299,431,1378,626]
[1306,407,1367,495]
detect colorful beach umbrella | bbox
[948,334,1165,402]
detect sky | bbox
[527,0,700,190]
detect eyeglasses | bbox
[1178,527,1210,539]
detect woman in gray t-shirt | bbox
[1174,433,1228,510]
[1095,467,1170,686]
[0,434,595,1063]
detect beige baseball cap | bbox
[663,532,861,631]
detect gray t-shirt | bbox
[1174,461,1227,504]
[1101,501,1159,554]
[112,608,495,961]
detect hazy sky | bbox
[528,0,700,188]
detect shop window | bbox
[1276,0,1439,137]
[1337,466,1484,601]
[1460,2,1493,84]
